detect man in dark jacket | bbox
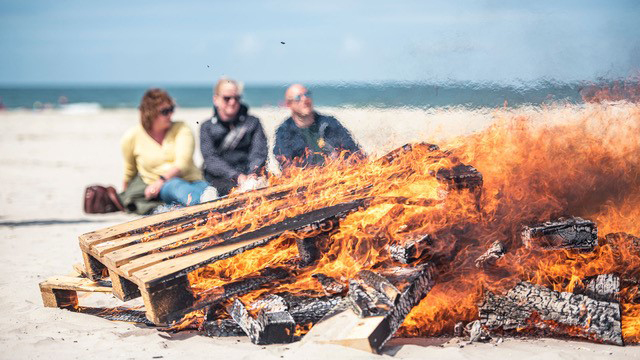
[274,84,363,169]
[200,78,268,195]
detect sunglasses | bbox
[159,105,175,116]
[289,91,312,102]
[222,95,242,103]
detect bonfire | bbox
[41,101,640,352]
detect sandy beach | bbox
[0,105,638,359]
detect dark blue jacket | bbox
[273,112,363,169]
[200,104,268,180]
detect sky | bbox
[0,0,639,85]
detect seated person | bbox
[274,84,364,169]
[119,88,211,215]
[200,78,268,196]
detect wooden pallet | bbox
[78,197,370,325]
[40,274,112,309]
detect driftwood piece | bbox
[229,295,295,345]
[575,274,620,303]
[478,282,622,345]
[521,217,597,251]
[475,241,506,268]
[303,265,435,353]
[312,273,347,296]
[435,164,483,190]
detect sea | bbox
[0,81,619,110]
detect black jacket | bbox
[273,112,362,169]
[200,104,268,180]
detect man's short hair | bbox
[214,77,243,96]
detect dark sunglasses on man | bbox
[290,91,312,102]
[159,105,175,116]
[222,95,242,103]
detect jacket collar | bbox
[211,104,249,126]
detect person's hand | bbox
[122,181,129,191]
[144,179,165,200]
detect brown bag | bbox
[84,185,125,214]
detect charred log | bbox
[387,234,430,264]
[521,217,597,251]
[312,273,347,296]
[574,274,620,303]
[475,241,506,268]
[229,295,295,345]
[202,318,245,337]
[347,279,392,317]
[478,281,622,345]
[171,266,293,324]
[303,265,435,353]
[279,293,342,326]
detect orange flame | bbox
[176,102,640,343]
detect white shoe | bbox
[200,186,219,203]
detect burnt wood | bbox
[303,265,435,353]
[145,197,372,290]
[521,217,597,251]
[387,234,430,264]
[229,295,295,345]
[435,164,483,190]
[478,281,623,345]
[312,273,347,296]
[575,274,620,303]
[171,266,294,324]
[78,307,155,325]
[475,240,507,268]
[280,293,342,326]
[202,318,246,337]
[347,279,391,317]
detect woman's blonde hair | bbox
[139,88,174,131]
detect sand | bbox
[0,106,637,359]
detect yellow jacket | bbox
[121,121,203,185]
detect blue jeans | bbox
[159,178,208,206]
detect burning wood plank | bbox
[229,295,295,345]
[521,217,597,251]
[435,164,483,190]
[478,281,623,345]
[475,240,507,268]
[77,198,371,325]
[169,266,294,324]
[303,265,435,353]
[312,273,347,296]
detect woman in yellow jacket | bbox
[120,88,211,214]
